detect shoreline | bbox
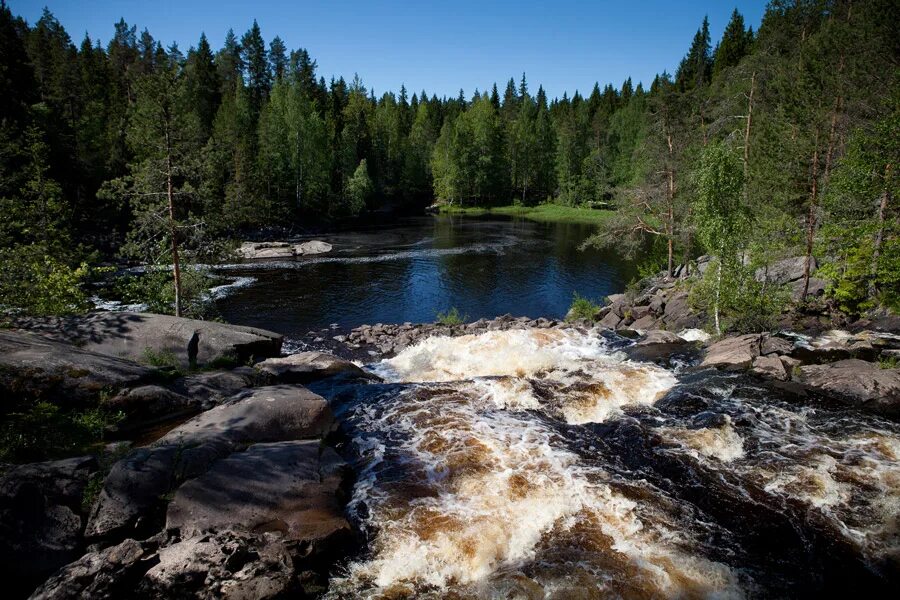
[437,202,616,226]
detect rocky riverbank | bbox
[2,301,899,597]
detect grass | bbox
[439,202,616,226]
[566,292,604,322]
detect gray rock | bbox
[171,368,257,406]
[760,335,793,356]
[294,240,332,255]
[648,295,665,314]
[104,385,196,434]
[598,310,622,330]
[28,538,153,600]
[140,532,296,600]
[662,291,700,331]
[790,276,827,301]
[629,314,658,331]
[12,312,283,369]
[255,352,371,384]
[84,445,180,542]
[0,456,97,596]
[237,241,293,260]
[755,256,816,285]
[631,305,652,320]
[625,330,691,362]
[797,359,900,415]
[167,441,351,551]
[158,385,333,447]
[751,355,789,381]
[0,330,153,403]
[701,334,763,370]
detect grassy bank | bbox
[438,203,615,226]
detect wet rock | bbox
[760,336,793,356]
[140,532,296,599]
[701,334,763,370]
[755,256,816,285]
[255,352,373,384]
[294,240,332,256]
[751,355,789,381]
[12,312,283,369]
[626,330,692,362]
[167,441,351,552]
[158,385,333,447]
[0,456,97,597]
[797,359,900,415]
[28,538,155,600]
[791,330,879,363]
[0,330,153,403]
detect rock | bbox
[606,293,625,305]
[255,352,372,384]
[755,256,816,285]
[0,456,97,597]
[790,276,827,301]
[0,330,153,404]
[751,355,789,381]
[84,445,180,543]
[167,441,351,552]
[294,240,332,256]
[237,241,293,260]
[662,291,700,331]
[701,334,763,370]
[648,295,665,315]
[28,538,154,600]
[104,385,196,434]
[140,532,296,599]
[171,368,257,406]
[631,305,652,320]
[695,256,712,276]
[12,312,283,369]
[625,330,692,362]
[598,310,622,330]
[791,330,878,363]
[760,335,793,356]
[629,314,658,331]
[797,359,900,415]
[158,385,333,447]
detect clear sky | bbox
[9,0,768,99]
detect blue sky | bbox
[10,0,767,99]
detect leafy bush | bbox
[436,307,467,325]
[0,245,91,315]
[567,292,602,322]
[110,268,218,318]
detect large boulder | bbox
[0,456,97,597]
[104,385,196,434]
[139,532,297,599]
[755,256,816,285]
[171,368,258,407]
[701,334,763,370]
[13,312,283,369]
[254,352,373,384]
[294,240,332,256]
[166,441,351,552]
[158,386,333,447]
[237,242,293,260]
[625,330,692,362]
[751,355,790,381]
[0,330,153,404]
[661,290,701,331]
[790,330,879,363]
[28,538,154,600]
[797,359,900,415]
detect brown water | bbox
[309,328,900,599]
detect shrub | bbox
[0,245,91,316]
[436,307,467,326]
[567,292,603,322]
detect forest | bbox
[0,0,897,321]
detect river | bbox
[213,216,899,598]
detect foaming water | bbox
[322,328,900,598]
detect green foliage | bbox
[435,307,467,326]
[0,401,124,463]
[567,293,602,322]
[141,347,179,369]
[110,269,217,318]
[0,245,91,315]
[344,158,373,216]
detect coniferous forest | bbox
[0,0,897,319]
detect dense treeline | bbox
[0,0,897,320]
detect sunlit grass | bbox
[438,202,615,226]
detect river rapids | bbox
[310,327,899,598]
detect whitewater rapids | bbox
[318,327,900,598]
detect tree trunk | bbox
[165,129,182,318]
[714,255,723,336]
[870,163,892,297]
[742,72,755,202]
[801,137,820,300]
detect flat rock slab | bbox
[701,334,763,370]
[158,385,333,447]
[0,330,153,403]
[0,456,97,596]
[167,441,351,549]
[255,351,373,383]
[751,355,789,381]
[171,368,258,405]
[13,312,283,369]
[798,359,900,415]
[625,330,693,362]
